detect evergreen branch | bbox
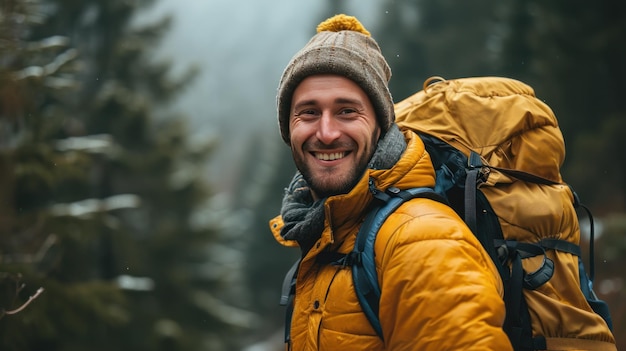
[24,35,70,51]
[0,234,57,264]
[12,48,78,80]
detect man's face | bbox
[289,74,380,200]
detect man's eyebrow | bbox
[292,97,365,111]
[334,97,364,106]
[292,99,317,110]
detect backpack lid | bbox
[395,77,565,184]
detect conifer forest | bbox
[1,0,624,350]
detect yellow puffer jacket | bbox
[270,131,513,351]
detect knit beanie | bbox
[277,14,394,144]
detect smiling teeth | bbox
[316,152,345,161]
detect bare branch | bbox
[4,287,44,315]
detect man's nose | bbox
[316,112,341,144]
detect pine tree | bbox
[1,0,246,350]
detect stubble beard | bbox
[298,158,367,200]
[292,136,378,200]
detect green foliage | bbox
[0,0,244,350]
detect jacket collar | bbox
[271,130,436,248]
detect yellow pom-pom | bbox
[316,14,371,36]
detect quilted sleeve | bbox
[376,199,513,351]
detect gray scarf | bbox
[280,125,406,255]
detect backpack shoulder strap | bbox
[279,258,300,344]
[279,184,446,342]
[353,185,446,339]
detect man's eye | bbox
[340,108,357,115]
[294,109,318,120]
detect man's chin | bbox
[310,177,354,199]
[301,163,366,199]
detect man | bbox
[269,14,513,350]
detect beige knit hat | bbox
[277,14,394,144]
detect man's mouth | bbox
[314,152,346,161]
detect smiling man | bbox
[289,74,380,199]
[269,14,513,351]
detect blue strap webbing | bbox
[353,186,445,339]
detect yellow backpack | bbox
[394,77,616,351]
